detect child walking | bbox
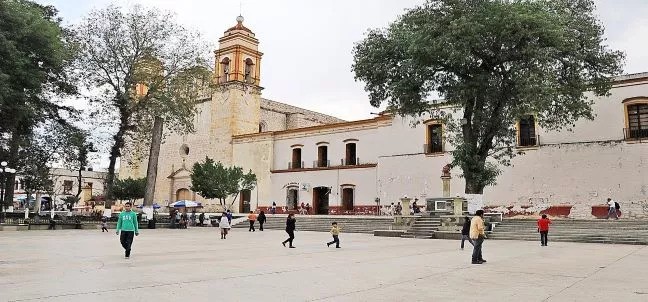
[537,214,552,246]
[115,202,139,259]
[326,222,341,248]
[100,217,108,232]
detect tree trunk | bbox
[228,192,241,211]
[464,174,485,194]
[106,118,130,208]
[143,116,164,206]
[76,167,83,199]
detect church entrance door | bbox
[312,187,329,215]
[176,188,191,201]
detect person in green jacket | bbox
[115,202,139,259]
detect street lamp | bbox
[0,161,17,221]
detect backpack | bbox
[614,202,620,210]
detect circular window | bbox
[180,144,190,156]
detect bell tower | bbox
[215,15,263,86]
[210,16,263,165]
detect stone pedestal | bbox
[441,176,451,198]
[400,197,411,216]
[453,198,464,216]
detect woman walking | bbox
[257,211,267,231]
[282,213,296,248]
[219,212,231,239]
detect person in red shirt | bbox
[537,214,552,246]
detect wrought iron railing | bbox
[341,158,360,166]
[313,160,331,168]
[423,143,443,154]
[624,128,648,142]
[288,161,304,169]
[517,135,540,147]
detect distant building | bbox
[12,168,109,210]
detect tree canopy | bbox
[0,0,77,205]
[112,177,146,203]
[191,157,257,210]
[71,4,210,205]
[352,0,624,194]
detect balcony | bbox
[517,135,540,147]
[624,128,648,142]
[423,143,443,154]
[288,161,304,169]
[341,158,360,166]
[313,160,331,168]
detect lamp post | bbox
[1,161,17,222]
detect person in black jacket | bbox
[257,211,267,231]
[282,213,296,248]
[461,216,474,250]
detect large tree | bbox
[352,0,624,195]
[0,0,76,205]
[71,5,210,206]
[191,157,257,211]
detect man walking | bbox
[248,211,257,232]
[537,214,551,246]
[116,202,139,259]
[470,210,487,264]
[460,217,474,250]
[607,198,619,220]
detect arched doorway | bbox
[176,188,191,201]
[341,186,354,212]
[313,186,330,215]
[286,187,298,211]
[239,189,251,213]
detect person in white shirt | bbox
[607,198,618,220]
[219,213,231,239]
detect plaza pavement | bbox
[1,228,648,302]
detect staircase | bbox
[231,215,394,234]
[489,219,648,245]
[401,216,442,239]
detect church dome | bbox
[226,15,254,34]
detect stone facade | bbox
[119,17,648,218]
[118,17,342,212]
[240,73,648,218]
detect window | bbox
[291,148,302,169]
[317,145,328,167]
[518,115,538,147]
[626,103,648,140]
[63,180,73,195]
[245,58,254,83]
[345,143,357,165]
[425,124,443,153]
[220,57,230,83]
[258,121,267,133]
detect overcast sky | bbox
[34,0,648,169]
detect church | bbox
[120,17,648,219]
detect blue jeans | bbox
[472,237,484,263]
[461,235,474,249]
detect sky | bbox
[33,0,648,170]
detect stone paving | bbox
[1,228,648,302]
